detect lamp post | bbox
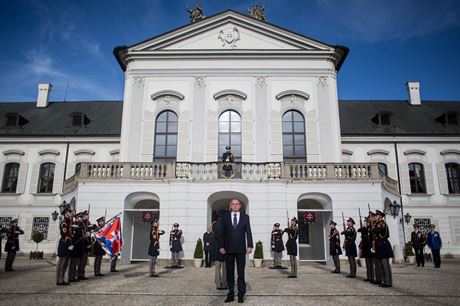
[51,210,59,223]
[403,213,412,225]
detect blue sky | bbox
[1,0,459,102]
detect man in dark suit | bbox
[218,199,253,304]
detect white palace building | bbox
[1,10,459,264]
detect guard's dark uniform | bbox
[341,219,357,278]
[271,225,284,267]
[4,220,24,271]
[411,228,426,267]
[93,217,106,276]
[284,217,298,278]
[148,220,165,277]
[222,148,235,172]
[212,211,228,290]
[329,223,342,273]
[203,230,215,268]
[69,215,84,282]
[57,208,73,285]
[169,224,183,267]
[78,213,91,280]
[358,223,373,281]
[375,212,393,287]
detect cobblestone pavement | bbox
[0,257,459,305]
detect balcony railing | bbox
[63,161,389,194]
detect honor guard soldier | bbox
[284,217,299,278]
[148,219,165,277]
[93,216,106,276]
[270,223,285,268]
[358,216,373,281]
[222,146,235,177]
[341,217,357,278]
[374,210,393,287]
[411,224,426,267]
[57,202,74,285]
[169,223,183,267]
[4,218,24,271]
[77,210,91,280]
[69,212,84,282]
[329,220,342,273]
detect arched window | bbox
[2,163,20,193]
[282,110,306,162]
[218,110,241,160]
[75,163,81,176]
[445,163,460,194]
[38,163,55,193]
[153,111,178,162]
[378,163,388,176]
[408,163,426,193]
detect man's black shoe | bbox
[57,282,70,286]
[346,275,355,278]
[111,269,119,272]
[287,275,297,278]
[238,296,244,303]
[224,296,234,303]
[379,284,391,288]
[68,279,79,282]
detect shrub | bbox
[194,238,204,259]
[405,241,414,257]
[254,241,263,259]
[31,231,44,251]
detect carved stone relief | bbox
[218,27,240,48]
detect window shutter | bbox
[424,163,435,194]
[16,162,28,194]
[437,163,449,195]
[400,163,411,194]
[450,217,460,245]
[53,163,64,194]
[29,163,40,194]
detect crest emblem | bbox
[218,27,240,48]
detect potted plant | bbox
[30,231,44,260]
[193,238,204,267]
[253,241,263,268]
[405,241,415,264]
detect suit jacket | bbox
[219,212,253,254]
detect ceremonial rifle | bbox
[358,208,363,229]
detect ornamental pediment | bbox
[126,11,332,52]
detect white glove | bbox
[68,245,75,251]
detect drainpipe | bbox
[62,142,70,193]
[394,142,406,244]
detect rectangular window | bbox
[0,216,12,229]
[31,217,50,240]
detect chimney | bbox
[36,83,52,108]
[406,81,421,105]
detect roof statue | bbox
[186,4,204,23]
[248,4,266,21]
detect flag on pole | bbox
[94,213,123,257]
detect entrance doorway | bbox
[122,192,160,263]
[297,194,332,261]
[207,191,248,225]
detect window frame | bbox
[408,162,427,194]
[218,110,242,161]
[38,162,55,193]
[282,110,307,163]
[153,110,178,162]
[445,162,460,194]
[1,163,20,193]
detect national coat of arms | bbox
[218,27,240,48]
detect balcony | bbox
[63,161,396,195]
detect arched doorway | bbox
[123,192,160,262]
[207,191,248,225]
[297,193,332,261]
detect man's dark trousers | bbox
[226,253,246,298]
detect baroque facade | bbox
[0,10,459,263]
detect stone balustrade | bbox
[63,161,390,195]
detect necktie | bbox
[233,213,237,229]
